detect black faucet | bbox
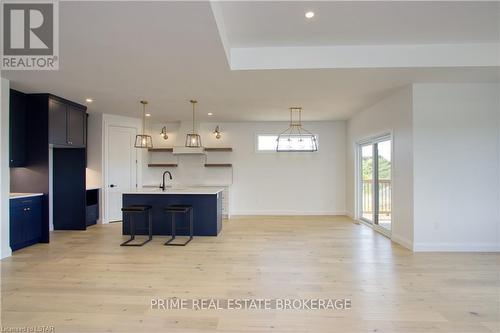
[160,171,173,191]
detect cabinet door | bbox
[67,106,86,147]
[9,206,23,250]
[9,90,27,167]
[49,98,68,145]
[25,203,42,241]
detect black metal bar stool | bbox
[164,205,193,246]
[121,205,152,246]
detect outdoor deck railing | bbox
[362,180,391,214]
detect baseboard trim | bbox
[1,248,12,260]
[391,233,413,250]
[413,242,500,252]
[230,211,347,216]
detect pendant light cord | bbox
[190,100,197,134]
[142,102,146,134]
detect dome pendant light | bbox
[185,99,202,148]
[276,107,317,152]
[134,100,153,149]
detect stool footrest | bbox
[164,236,193,246]
[121,236,152,247]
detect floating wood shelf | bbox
[147,163,178,167]
[204,147,233,152]
[148,148,174,152]
[204,163,232,167]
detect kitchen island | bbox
[122,187,223,236]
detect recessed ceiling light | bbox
[145,113,151,117]
[305,11,315,19]
[85,98,93,103]
[208,112,213,116]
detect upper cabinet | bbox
[48,98,67,146]
[9,92,87,167]
[67,105,86,146]
[9,90,27,167]
[48,95,87,147]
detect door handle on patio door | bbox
[110,184,117,188]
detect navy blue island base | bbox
[122,190,222,237]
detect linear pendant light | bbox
[276,107,317,152]
[134,100,153,148]
[185,99,202,148]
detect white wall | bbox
[0,78,11,259]
[86,112,104,223]
[142,121,347,215]
[346,86,414,249]
[86,112,103,188]
[413,83,500,251]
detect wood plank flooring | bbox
[1,216,498,333]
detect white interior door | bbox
[106,126,137,222]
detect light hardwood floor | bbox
[1,216,499,333]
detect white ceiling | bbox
[217,1,500,47]
[3,1,499,122]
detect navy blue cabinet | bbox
[10,196,42,251]
[9,89,27,167]
[48,96,87,147]
[48,98,68,146]
[86,188,99,226]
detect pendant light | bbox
[276,107,317,152]
[134,100,153,148]
[185,99,202,147]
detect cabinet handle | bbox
[23,207,31,211]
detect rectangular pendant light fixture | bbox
[134,100,153,149]
[185,99,202,148]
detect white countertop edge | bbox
[123,187,224,195]
[10,193,44,199]
[86,186,101,190]
[143,184,231,188]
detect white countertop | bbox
[10,193,44,199]
[86,186,101,191]
[123,187,224,195]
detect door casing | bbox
[103,115,142,224]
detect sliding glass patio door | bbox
[358,136,392,235]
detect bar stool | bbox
[164,205,193,246]
[121,205,152,246]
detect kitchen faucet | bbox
[160,171,173,191]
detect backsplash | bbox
[141,122,233,187]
